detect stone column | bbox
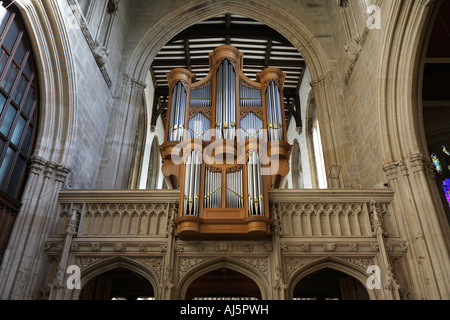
[369,200,401,300]
[160,202,178,300]
[0,157,71,300]
[48,205,80,300]
[383,154,450,299]
[270,201,286,300]
[310,74,355,189]
[97,73,147,189]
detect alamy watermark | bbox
[367,5,382,30]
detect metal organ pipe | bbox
[216,59,236,141]
[168,82,188,142]
[188,113,211,141]
[183,152,201,216]
[240,84,262,107]
[247,151,264,216]
[240,112,263,141]
[266,81,283,141]
[204,168,222,208]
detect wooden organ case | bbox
[160,45,292,239]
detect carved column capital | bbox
[131,78,147,93]
[28,156,47,175]
[43,161,58,179]
[55,165,72,184]
[409,153,435,177]
[310,75,327,90]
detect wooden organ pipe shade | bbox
[160,45,292,239]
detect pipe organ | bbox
[160,45,292,239]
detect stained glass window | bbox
[443,145,450,156]
[442,179,450,208]
[431,154,443,174]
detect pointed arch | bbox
[74,256,160,300]
[287,258,377,300]
[176,257,271,300]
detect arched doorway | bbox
[292,268,370,300]
[79,267,155,300]
[185,268,261,300]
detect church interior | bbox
[0,0,449,301]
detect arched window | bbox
[306,91,327,189]
[430,145,450,221]
[146,138,160,190]
[0,1,39,261]
[291,139,304,189]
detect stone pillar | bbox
[0,157,71,300]
[160,202,177,300]
[97,73,147,189]
[383,154,450,299]
[369,200,401,300]
[270,201,286,300]
[310,73,356,190]
[48,205,80,300]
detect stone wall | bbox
[58,0,133,189]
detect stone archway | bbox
[79,268,155,300]
[292,268,369,300]
[287,259,377,300]
[185,268,262,300]
[377,0,450,299]
[176,258,270,300]
[109,0,355,190]
[0,0,77,300]
[73,257,161,300]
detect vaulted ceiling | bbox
[150,14,306,129]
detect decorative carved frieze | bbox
[323,242,337,252]
[75,257,106,270]
[234,257,269,278]
[91,243,101,252]
[284,257,319,279]
[113,243,126,253]
[135,257,163,281]
[179,257,209,279]
[340,257,375,271]
[216,241,233,252]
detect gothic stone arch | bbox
[286,257,379,300]
[114,0,354,190]
[377,0,450,299]
[175,256,271,300]
[72,256,161,300]
[0,0,77,300]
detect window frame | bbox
[0,1,39,211]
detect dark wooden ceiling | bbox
[150,14,305,129]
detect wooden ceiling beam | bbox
[264,40,272,69]
[170,24,291,46]
[152,58,304,68]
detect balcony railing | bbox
[52,189,397,240]
[268,189,397,238]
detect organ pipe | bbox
[265,81,283,141]
[215,59,236,141]
[168,81,188,142]
[183,151,202,216]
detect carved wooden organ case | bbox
[160,45,292,239]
